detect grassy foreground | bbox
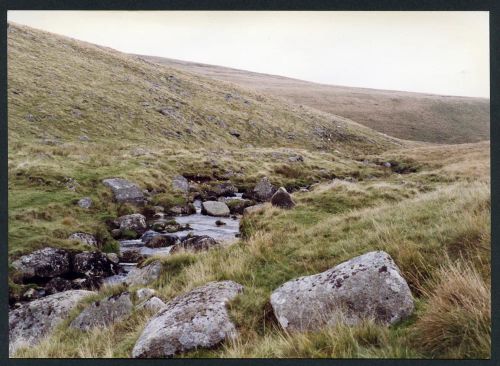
[14,142,491,358]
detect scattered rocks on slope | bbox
[270,251,414,332]
[70,292,133,331]
[73,251,120,278]
[125,260,163,287]
[253,177,277,202]
[270,187,296,209]
[12,247,71,281]
[68,232,97,247]
[172,175,189,194]
[9,290,95,356]
[77,197,92,209]
[171,235,219,253]
[201,201,230,217]
[102,178,144,205]
[132,281,244,358]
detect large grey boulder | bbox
[102,178,144,204]
[115,213,147,235]
[172,175,189,193]
[270,251,414,332]
[125,260,163,287]
[70,292,133,331]
[132,281,243,358]
[201,201,230,217]
[73,251,120,278]
[9,290,95,356]
[12,247,70,280]
[68,232,97,247]
[253,177,277,201]
[270,187,295,209]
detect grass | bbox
[8,23,490,359]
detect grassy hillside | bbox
[8,23,490,359]
[140,55,490,144]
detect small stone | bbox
[77,197,92,209]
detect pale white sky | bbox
[8,11,490,98]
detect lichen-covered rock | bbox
[201,201,230,217]
[115,213,147,236]
[102,178,144,204]
[137,296,166,312]
[270,251,414,332]
[132,281,243,358]
[171,235,218,253]
[253,177,277,201]
[12,247,71,280]
[136,288,156,301]
[270,187,296,209]
[73,251,120,278]
[68,232,97,246]
[125,260,162,287]
[172,175,189,193]
[9,290,95,356]
[145,235,179,248]
[70,292,133,331]
[120,248,146,263]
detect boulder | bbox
[145,235,179,248]
[102,178,144,204]
[172,175,189,194]
[132,281,243,358]
[201,201,230,217]
[168,203,196,216]
[226,198,254,215]
[45,277,73,295]
[270,251,414,332]
[213,182,237,197]
[119,248,145,263]
[12,247,70,280]
[171,235,218,253]
[270,187,296,209]
[9,290,95,356]
[106,253,120,264]
[77,197,92,209]
[243,203,266,216]
[288,154,304,163]
[22,287,46,301]
[136,288,156,301]
[70,292,133,331]
[68,232,97,247]
[115,213,147,236]
[253,177,277,201]
[73,251,120,278]
[71,276,102,291]
[137,296,166,312]
[140,230,161,243]
[125,260,163,287]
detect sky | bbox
[8,11,490,98]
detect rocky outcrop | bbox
[73,251,120,278]
[70,292,133,331]
[171,235,218,253]
[68,232,97,246]
[125,260,163,287]
[270,187,296,209]
[44,277,73,295]
[132,281,243,358]
[253,177,277,201]
[270,251,414,332]
[102,178,144,204]
[12,247,70,281]
[9,290,95,356]
[201,201,230,217]
[172,175,189,194]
